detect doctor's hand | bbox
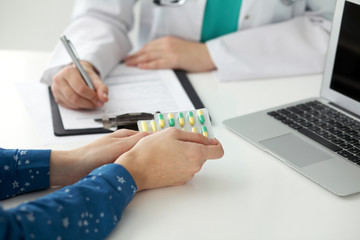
[115,128,224,191]
[51,61,109,109]
[125,36,216,72]
[49,129,150,186]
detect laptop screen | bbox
[330,1,360,102]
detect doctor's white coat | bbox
[42,0,336,83]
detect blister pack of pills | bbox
[137,108,214,138]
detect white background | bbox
[0,0,140,51]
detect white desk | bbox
[1,50,360,240]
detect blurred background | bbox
[0,0,139,52]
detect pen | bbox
[60,35,95,90]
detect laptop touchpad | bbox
[260,133,333,167]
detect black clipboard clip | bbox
[94,112,155,131]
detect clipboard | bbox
[49,70,205,136]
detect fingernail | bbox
[209,138,217,145]
[103,93,108,99]
[96,101,103,107]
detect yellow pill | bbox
[158,113,165,128]
[150,120,157,132]
[188,111,195,126]
[141,121,149,132]
[201,125,208,138]
[192,127,197,133]
[197,110,205,124]
[178,112,185,127]
[168,113,175,127]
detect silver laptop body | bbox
[223,0,360,196]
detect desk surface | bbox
[1,50,360,240]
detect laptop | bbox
[223,0,360,196]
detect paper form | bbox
[16,82,107,146]
[59,65,195,130]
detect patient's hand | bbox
[49,129,149,186]
[116,128,224,191]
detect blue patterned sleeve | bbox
[0,148,51,200]
[0,163,137,240]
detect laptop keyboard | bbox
[267,100,360,166]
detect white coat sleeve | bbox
[206,0,336,82]
[41,0,136,85]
